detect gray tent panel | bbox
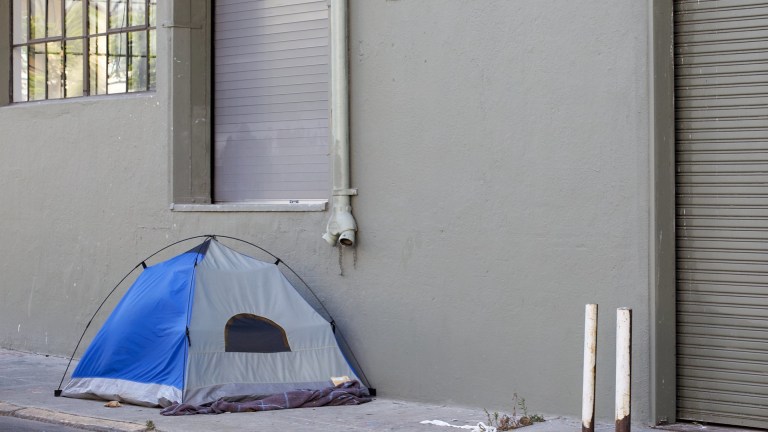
[184,240,360,405]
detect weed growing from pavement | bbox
[483,393,545,430]
[145,419,156,431]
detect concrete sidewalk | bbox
[0,348,661,432]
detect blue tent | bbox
[62,238,365,407]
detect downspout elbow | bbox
[323,199,357,246]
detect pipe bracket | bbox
[333,188,358,196]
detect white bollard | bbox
[615,308,632,432]
[582,304,598,432]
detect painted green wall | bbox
[0,0,669,424]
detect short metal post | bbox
[582,304,598,432]
[615,308,632,432]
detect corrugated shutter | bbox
[675,0,768,428]
[214,0,330,203]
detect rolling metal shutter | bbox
[214,0,330,203]
[675,0,768,428]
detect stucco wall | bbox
[0,0,654,423]
[345,0,652,420]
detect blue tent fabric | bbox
[66,250,202,404]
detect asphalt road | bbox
[0,416,83,431]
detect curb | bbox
[0,402,23,416]
[0,402,149,432]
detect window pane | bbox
[13,47,29,102]
[149,0,156,27]
[30,0,46,39]
[108,33,127,94]
[88,0,107,34]
[29,43,46,101]
[65,39,84,98]
[64,0,83,37]
[129,0,146,27]
[89,35,107,95]
[128,31,147,92]
[148,28,156,90]
[13,0,29,44]
[47,41,63,99]
[47,0,63,37]
[109,0,128,29]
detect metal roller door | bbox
[675,0,768,428]
[214,0,330,203]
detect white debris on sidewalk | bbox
[420,419,497,432]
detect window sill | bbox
[170,200,328,212]
[2,92,156,108]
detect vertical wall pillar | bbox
[167,0,212,204]
[0,2,11,106]
[649,0,677,423]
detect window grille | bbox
[11,0,157,102]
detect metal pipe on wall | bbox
[323,0,358,247]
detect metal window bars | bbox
[10,0,156,102]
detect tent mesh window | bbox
[224,314,291,353]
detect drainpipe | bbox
[323,0,358,247]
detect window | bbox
[224,314,291,353]
[11,0,157,102]
[168,0,332,210]
[212,0,330,204]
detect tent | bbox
[60,237,368,407]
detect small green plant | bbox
[145,419,156,431]
[482,393,544,430]
[518,395,528,416]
